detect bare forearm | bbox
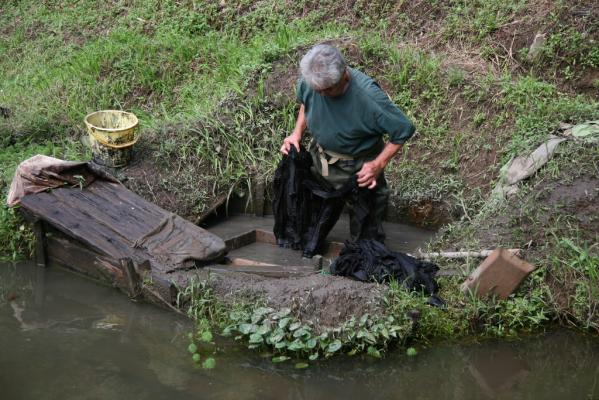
[281,104,307,154]
[374,142,403,169]
[292,104,307,138]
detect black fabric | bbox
[273,145,380,258]
[330,239,445,306]
[273,145,313,251]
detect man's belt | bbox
[314,139,384,177]
[316,143,354,177]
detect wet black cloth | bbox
[273,145,380,258]
[330,239,444,306]
[272,145,313,251]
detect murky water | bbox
[2,262,598,400]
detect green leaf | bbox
[221,326,233,337]
[192,353,201,363]
[251,314,264,324]
[238,323,256,335]
[275,341,288,349]
[381,328,389,340]
[229,311,248,321]
[257,324,271,336]
[327,340,342,353]
[200,331,213,343]
[287,340,305,351]
[359,314,369,326]
[295,362,309,369]
[255,307,274,316]
[202,357,216,369]
[289,321,302,331]
[269,329,285,344]
[278,318,291,329]
[293,328,309,338]
[249,333,264,344]
[364,331,377,344]
[406,347,418,357]
[308,353,319,361]
[272,355,290,363]
[187,343,198,354]
[305,338,317,349]
[272,308,291,320]
[367,346,381,358]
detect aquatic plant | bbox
[176,277,221,369]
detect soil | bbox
[207,271,385,331]
[449,142,599,253]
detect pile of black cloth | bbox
[273,145,380,258]
[330,239,445,307]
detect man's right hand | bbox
[280,133,301,155]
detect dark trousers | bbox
[308,141,388,241]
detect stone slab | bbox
[461,248,536,299]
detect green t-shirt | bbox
[296,67,415,156]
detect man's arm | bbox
[280,104,306,154]
[356,142,403,189]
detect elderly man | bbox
[280,44,415,241]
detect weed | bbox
[0,206,34,261]
[176,277,224,369]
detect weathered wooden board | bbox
[20,180,226,274]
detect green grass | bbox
[445,0,527,42]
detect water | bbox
[1,262,598,400]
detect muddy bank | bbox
[173,269,385,332]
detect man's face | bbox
[315,70,349,98]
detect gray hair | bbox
[300,44,347,90]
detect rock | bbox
[461,249,536,299]
[527,32,546,61]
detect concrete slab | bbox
[206,214,435,253]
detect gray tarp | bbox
[7,154,117,207]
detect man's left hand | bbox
[356,160,383,189]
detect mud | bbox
[186,269,385,332]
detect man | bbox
[280,44,415,241]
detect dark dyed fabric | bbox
[272,145,313,251]
[330,239,444,307]
[273,145,381,258]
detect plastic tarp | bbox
[7,154,118,207]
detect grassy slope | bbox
[1,0,598,338]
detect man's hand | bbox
[281,133,301,155]
[356,159,383,189]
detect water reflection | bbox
[1,263,598,400]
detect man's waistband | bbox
[311,139,384,176]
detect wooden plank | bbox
[87,180,166,220]
[255,229,276,245]
[194,193,228,225]
[121,258,141,298]
[33,220,46,267]
[206,264,314,278]
[224,230,256,251]
[46,234,126,289]
[253,176,265,217]
[21,191,134,259]
[50,186,157,240]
